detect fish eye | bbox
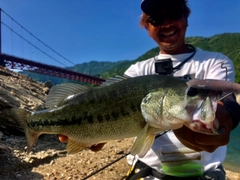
[187,87,198,96]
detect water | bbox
[223,125,240,172]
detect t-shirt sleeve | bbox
[124,64,140,77]
[124,58,155,77]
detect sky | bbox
[0,0,240,67]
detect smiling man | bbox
[124,0,240,179]
[57,0,240,179]
[140,0,191,54]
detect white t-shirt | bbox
[125,47,235,176]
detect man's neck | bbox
[160,44,193,55]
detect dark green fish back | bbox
[28,75,187,140]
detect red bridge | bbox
[0,8,106,85]
[0,53,106,85]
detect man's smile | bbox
[160,30,177,37]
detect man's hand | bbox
[57,135,106,152]
[173,101,233,152]
[58,135,68,143]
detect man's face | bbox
[147,11,188,54]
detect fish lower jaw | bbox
[188,120,219,135]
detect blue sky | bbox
[0,0,240,67]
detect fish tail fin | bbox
[10,108,39,153]
[131,124,156,158]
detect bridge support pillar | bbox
[0,56,5,67]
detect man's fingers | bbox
[174,126,220,152]
[58,135,68,142]
[174,101,232,153]
[174,126,202,151]
[194,126,230,146]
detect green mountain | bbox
[187,33,240,82]
[21,32,240,84]
[68,60,133,79]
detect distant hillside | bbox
[21,33,240,84]
[186,33,240,82]
[68,60,133,79]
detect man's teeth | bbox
[162,31,175,36]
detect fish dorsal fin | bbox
[100,75,128,87]
[45,83,90,108]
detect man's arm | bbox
[221,93,240,130]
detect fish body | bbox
[10,75,240,157]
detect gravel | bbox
[0,133,134,180]
[1,133,240,180]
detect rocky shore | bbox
[0,134,240,180]
[0,67,239,179]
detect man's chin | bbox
[159,42,180,52]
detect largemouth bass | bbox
[9,75,240,157]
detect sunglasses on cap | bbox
[146,6,185,27]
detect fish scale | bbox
[25,77,153,141]
[9,75,240,157]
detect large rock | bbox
[0,66,50,135]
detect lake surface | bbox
[223,125,240,172]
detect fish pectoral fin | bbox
[66,139,88,154]
[130,124,156,158]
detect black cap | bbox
[141,0,186,16]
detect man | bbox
[124,0,240,179]
[58,0,240,179]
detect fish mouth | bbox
[187,119,219,135]
[190,97,219,135]
[185,89,220,135]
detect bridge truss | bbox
[0,53,106,85]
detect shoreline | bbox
[224,163,240,173]
[225,169,240,179]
